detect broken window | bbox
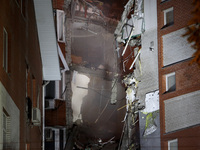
[168,139,178,150]
[164,7,174,27]
[165,72,176,92]
[57,10,65,42]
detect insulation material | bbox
[122,74,136,86]
[134,0,143,18]
[126,86,136,104]
[143,112,157,136]
[142,90,159,113]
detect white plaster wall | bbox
[136,1,160,149]
[135,29,158,103]
[71,71,90,122]
[0,82,20,150]
[163,27,196,66]
[135,0,158,103]
[144,0,157,31]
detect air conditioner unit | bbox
[32,108,41,126]
[45,99,55,109]
[45,128,53,141]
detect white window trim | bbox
[56,10,65,43]
[3,28,8,72]
[62,72,66,100]
[168,139,178,150]
[166,72,175,91]
[3,112,11,149]
[164,7,173,25]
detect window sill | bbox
[161,22,174,30]
[160,0,171,4]
[162,89,176,95]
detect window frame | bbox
[164,7,174,26]
[165,72,176,92]
[168,139,178,150]
[56,9,65,43]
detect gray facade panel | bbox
[165,90,200,133]
[163,28,195,66]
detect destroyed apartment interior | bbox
[0,0,200,150]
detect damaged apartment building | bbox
[1,0,200,150]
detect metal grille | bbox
[165,90,200,133]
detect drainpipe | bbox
[42,81,49,150]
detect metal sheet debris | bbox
[142,90,159,113]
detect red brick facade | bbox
[0,0,43,149]
[53,0,65,10]
[45,100,66,126]
[157,0,200,149]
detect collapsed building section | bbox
[63,0,128,149]
[114,0,160,149]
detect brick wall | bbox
[0,0,43,149]
[53,0,65,10]
[45,100,66,126]
[157,0,200,149]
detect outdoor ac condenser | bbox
[32,108,41,126]
[45,128,53,141]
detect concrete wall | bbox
[134,0,160,150]
[135,0,158,102]
[0,82,20,150]
[144,0,157,31]
[135,28,159,102]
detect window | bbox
[3,110,11,149]
[168,139,178,150]
[164,7,174,26]
[166,72,176,92]
[26,143,30,150]
[3,28,8,72]
[57,10,65,42]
